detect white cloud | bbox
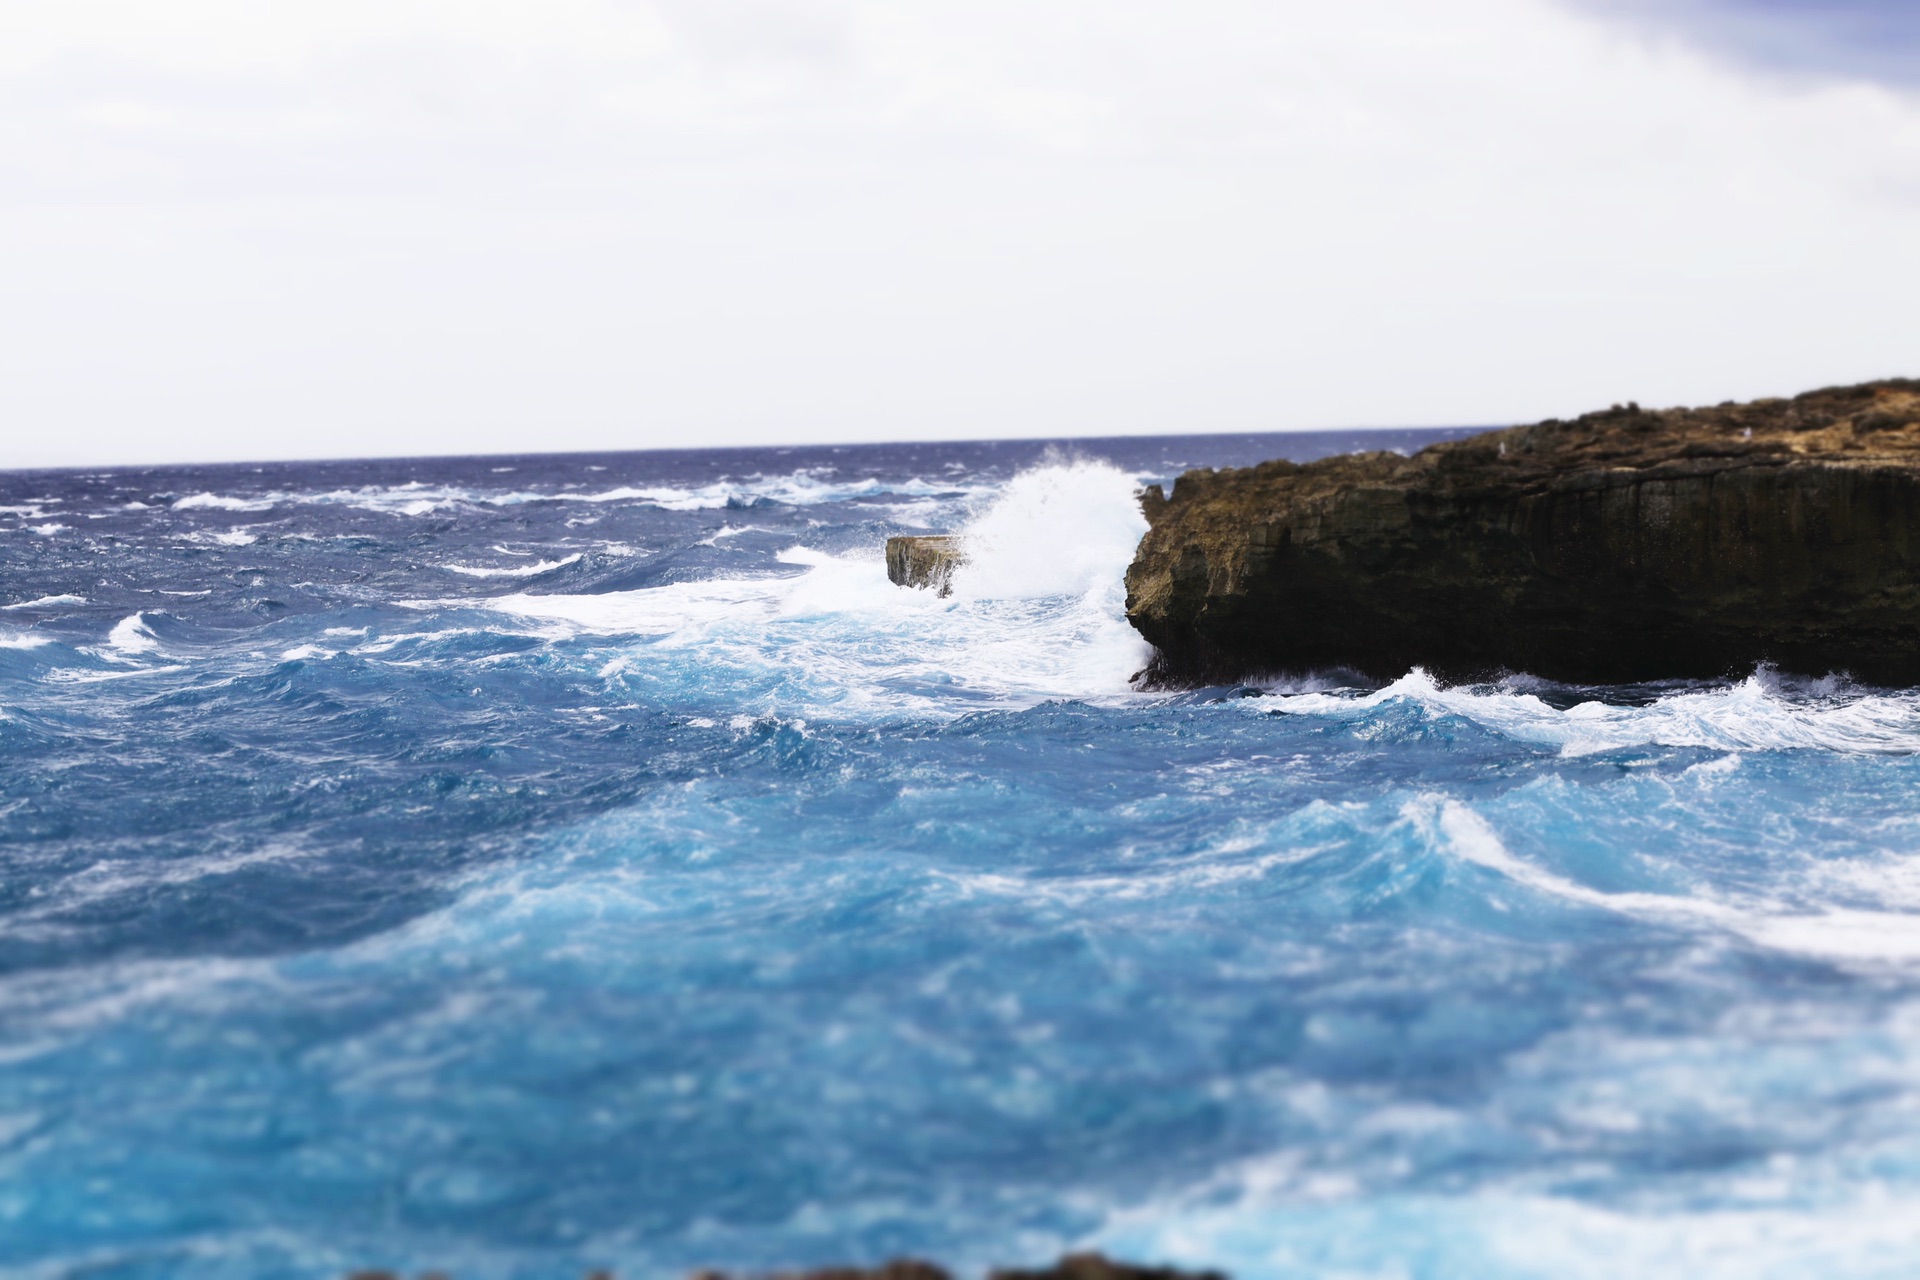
[0,0,1917,465]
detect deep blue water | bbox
[5,429,1920,1279]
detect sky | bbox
[1,0,1917,467]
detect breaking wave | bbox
[476,460,1151,712]
[1265,668,1920,757]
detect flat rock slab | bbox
[1125,379,1920,687]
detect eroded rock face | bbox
[887,535,967,597]
[1125,380,1920,687]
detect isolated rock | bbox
[1125,380,1920,686]
[887,535,967,597]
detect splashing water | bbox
[479,460,1153,714]
[951,458,1149,603]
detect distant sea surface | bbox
[6,429,1920,1279]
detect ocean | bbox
[4,430,1920,1279]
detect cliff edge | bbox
[1125,380,1920,687]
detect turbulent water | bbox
[6,430,1920,1279]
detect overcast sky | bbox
[2,0,1917,467]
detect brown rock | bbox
[692,1261,952,1280]
[1125,379,1920,686]
[990,1252,1225,1280]
[887,536,967,597]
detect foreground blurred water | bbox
[4,429,1920,1279]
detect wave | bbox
[466,461,1151,712]
[166,471,982,519]
[1088,1187,1920,1280]
[1410,795,1920,966]
[443,554,583,579]
[1265,668,1920,756]
[172,485,472,516]
[170,493,273,512]
[0,632,54,650]
[4,595,86,610]
[949,459,1149,602]
[105,613,162,656]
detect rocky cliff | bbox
[1125,380,1920,687]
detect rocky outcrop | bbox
[690,1254,1224,1280]
[1125,380,1920,687]
[887,536,967,596]
[351,1255,1222,1280]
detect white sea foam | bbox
[41,664,191,683]
[105,613,162,656]
[549,472,976,511]
[173,529,259,547]
[1266,668,1920,756]
[171,492,275,512]
[473,461,1151,712]
[0,632,54,650]
[27,524,67,536]
[1088,1186,1920,1280]
[950,459,1149,603]
[695,524,761,546]
[443,554,582,579]
[4,595,85,610]
[165,471,977,520]
[1414,796,1920,967]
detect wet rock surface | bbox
[1125,380,1920,686]
[887,535,967,596]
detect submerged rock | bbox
[887,535,967,597]
[1126,380,1920,687]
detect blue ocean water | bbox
[5,429,1920,1279]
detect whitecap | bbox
[1090,1187,1920,1280]
[695,525,760,546]
[545,471,983,512]
[1267,669,1920,756]
[106,613,161,656]
[171,493,276,512]
[472,461,1152,713]
[1413,795,1920,967]
[42,664,191,683]
[442,554,582,579]
[174,529,258,547]
[4,595,85,610]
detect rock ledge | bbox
[1125,380,1920,686]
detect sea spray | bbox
[950,458,1149,603]
[483,460,1155,713]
